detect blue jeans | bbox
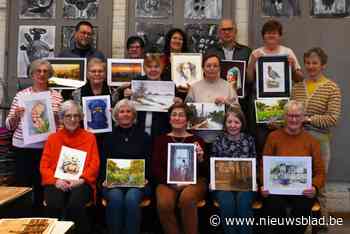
[212,191,255,234]
[103,187,144,234]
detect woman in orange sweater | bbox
[40,100,100,234]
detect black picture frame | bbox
[256,55,291,99]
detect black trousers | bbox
[44,184,92,234]
[262,195,314,234]
[14,147,44,211]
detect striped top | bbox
[6,87,63,148]
[291,78,341,131]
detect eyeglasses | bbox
[286,114,303,119]
[35,69,49,74]
[64,114,81,120]
[220,27,234,32]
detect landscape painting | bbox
[106,159,145,188]
[107,59,144,86]
[187,103,225,130]
[255,98,288,123]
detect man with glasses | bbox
[58,21,106,61]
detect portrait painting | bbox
[220,60,246,98]
[187,103,225,130]
[19,91,56,145]
[63,0,100,19]
[19,0,56,19]
[184,0,222,19]
[311,0,350,17]
[82,95,112,134]
[62,26,98,50]
[131,80,175,112]
[136,22,172,53]
[106,159,145,188]
[167,143,196,185]
[54,146,87,181]
[171,53,203,87]
[185,23,218,54]
[135,0,173,18]
[107,59,144,86]
[256,56,291,98]
[47,58,87,89]
[210,158,257,191]
[255,98,289,123]
[262,0,301,17]
[17,25,55,78]
[263,156,312,195]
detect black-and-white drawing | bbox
[262,0,301,17]
[63,0,100,19]
[17,25,55,78]
[311,0,350,17]
[135,0,173,18]
[19,0,56,19]
[62,26,98,49]
[185,24,218,54]
[136,22,172,53]
[184,0,222,19]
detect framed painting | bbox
[131,80,175,112]
[184,0,222,19]
[47,57,87,89]
[311,0,350,18]
[135,0,173,18]
[187,102,225,130]
[82,95,112,133]
[107,59,144,86]
[171,53,203,88]
[19,91,56,145]
[185,23,218,54]
[167,143,196,185]
[210,157,257,191]
[220,60,246,98]
[256,55,291,99]
[106,159,145,188]
[19,0,56,19]
[263,156,312,195]
[254,98,289,123]
[261,0,301,17]
[136,22,172,53]
[63,0,100,19]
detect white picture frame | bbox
[167,143,197,185]
[263,156,312,195]
[19,91,56,145]
[210,157,257,191]
[254,98,289,123]
[54,146,87,181]
[171,53,203,87]
[82,95,112,134]
[107,58,144,86]
[131,80,175,112]
[187,102,225,130]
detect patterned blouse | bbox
[211,132,256,159]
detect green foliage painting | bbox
[255,98,288,123]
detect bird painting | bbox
[266,65,281,88]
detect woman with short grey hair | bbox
[102,99,151,234]
[5,58,63,214]
[59,100,83,120]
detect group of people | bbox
[5,18,342,234]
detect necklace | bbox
[119,126,134,142]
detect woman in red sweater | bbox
[40,100,100,234]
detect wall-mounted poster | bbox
[82,95,112,133]
[210,158,257,191]
[131,80,175,112]
[255,98,289,123]
[107,59,144,86]
[171,53,203,88]
[184,0,222,19]
[136,22,172,53]
[135,0,173,18]
[187,103,225,130]
[220,60,246,98]
[19,0,56,19]
[311,0,349,17]
[62,26,98,50]
[262,0,301,17]
[47,58,87,89]
[263,156,312,195]
[17,25,55,78]
[167,143,197,185]
[63,0,100,19]
[19,91,56,145]
[185,23,218,54]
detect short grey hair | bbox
[28,59,54,79]
[59,100,83,120]
[112,99,137,126]
[284,100,305,115]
